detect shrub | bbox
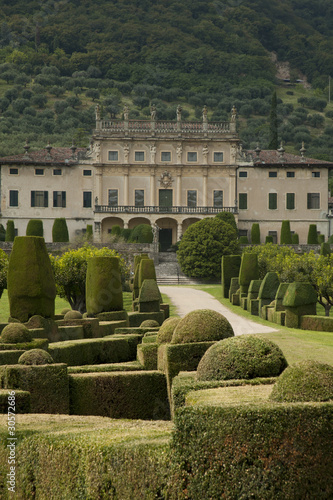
[197,335,287,381]
[307,224,318,244]
[26,219,43,237]
[86,256,123,315]
[157,317,181,344]
[280,220,292,244]
[18,349,54,365]
[171,309,234,344]
[86,224,93,240]
[239,235,249,244]
[215,212,237,231]
[321,242,331,256]
[1,323,33,344]
[265,236,273,244]
[318,234,325,244]
[239,253,259,292]
[251,223,260,244]
[138,259,156,288]
[283,282,317,307]
[291,233,299,244]
[138,279,161,312]
[130,224,153,243]
[140,320,160,327]
[177,218,239,279]
[64,310,83,320]
[5,220,15,242]
[270,360,333,402]
[52,218,69,242]
[221,255,241,298]
[258,272,280,301]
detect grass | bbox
[186,285,333,367]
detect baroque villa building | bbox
[0,106,331,248]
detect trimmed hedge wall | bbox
[0,389,30,413]
[0,364,69,413]
[137,343,158,370]
[0,416,174,499]
[300,315,333,332]
[128,311,164,327]
[173,403,333,499]
[69,371,170,420]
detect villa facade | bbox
[0,106,331,248]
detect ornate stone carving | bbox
[150,105,156,120]
[159,171,174,188]
[150,144,156,163]
[123,105,129,121]
[202,144,208,159]
[202,105,208,122]
[95,104,101,121]
[123,143,129,162]
[176,142,182,162]
[177,105,182,121]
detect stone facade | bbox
[0,108,331,247]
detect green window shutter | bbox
[31,191,35,207]
[239,193,247,210]
[44,191,48,207]
[268,193,277,210]
[286,193,295,210]
[62,191,66,208]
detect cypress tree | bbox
[52,218,69,242]
[268,91,278,150]
[280,221,292,244]
[251,223,260,244]
[307,224,318,244]
[5,220,15,242]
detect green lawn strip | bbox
[190,285,333,367]
[186,384,273,407]
[161,292,178,317]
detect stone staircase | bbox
[155,253,217,285]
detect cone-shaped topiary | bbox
[52,218,69,242]
[133,254,149,299]
[86,256,123,315]
[197,335,288,381]
[1,323,33,344]
[26,219,43,237]
[280,220,292,244]
[171,309,234,344]
[265,236,273,244]
[138,258,156,289]
[307,224,318,244]
[138,279,160,312]
[251,223,260,244]
[320,242,331,256]
[291,233,299,244]
[269,360,333,402]
[157,317,181,344]
[221,255,241,299]
[7,236,56,322]
[18,349,54,365]
[5,220,15,242]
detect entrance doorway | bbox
[159,228,173,251]
[159,189,173,212]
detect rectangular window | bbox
[9,190,18,207]
[35,168,44,176]
[53,168,62,176]
[307,193,320,209]
[286,193,295,210]
[108,189,118,206]
[108,151,119,161]
[213,190,223,208]
[269,171,277,178]
[161,152,171,162]
[269,193,277,210]
[135,189,144,207]
[239,193,247,210]
[83,191,92,208]
[187,152,197,162]
[312,171,320,178]
[187,190,197,207]
[214,152,224,162]
[135,151,145,162]
[286,171,295,178]
[31,191,48,207]
[9,168,18,175]
[83,169,92,176]
[239,171,247,178]
[53,191,66,208]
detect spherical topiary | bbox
[18,349,54,365]
[197,335,288,381]
[157,317,181,344]
[61,308,71,315]
[1,323,33,344]
[64,310,82,320]
[140,319,160,327]
[171,309,234,344]
[269,360,333,403]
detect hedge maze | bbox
[0,238,332,498]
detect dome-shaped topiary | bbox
[140,319,160,327]
[61,308,71,315]
[1,323,33,344]
[269,360,333,403]
[157,317,181,344]
[18,349,54,365]
[197,335,288,381]
[64,310,82,320]
[171,309,234,344]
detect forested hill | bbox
[0,0,333,90]
[0,0,333,162]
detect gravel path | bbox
[159,286,277,336]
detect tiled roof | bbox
[249,150,333,166]
[0,147,87,165]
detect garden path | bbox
[159,286,277,336]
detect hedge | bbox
[68,361,145,374]
[48,336,139,366]
[172,402,333,499]
[138,279,160,312]
[300,315,333,332]
[26,219,43,237]
[0,339,48,352]
[0,415,174,499]
[0,389,31,413]
[52,218,69,242]
[0,350,24,365]
[69,371,170,420]
[251,223,260,244]
[86,256,123,315]
[280,220,292,244]
[0,364,69,413]
[5,220,15,242]
[307,224,318,244]
[128,311,164,327]
[221,255,241,299]
[137,343,158,370]
[238,253,259,294]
